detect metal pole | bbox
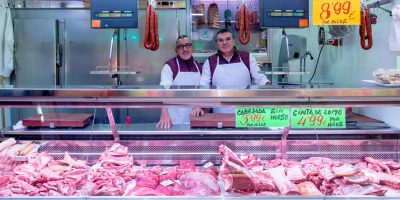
[106,107,119,143]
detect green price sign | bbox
[236,108,289,128]
[291,108,346,129]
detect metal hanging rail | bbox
[368,0,392,15]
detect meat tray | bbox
[190,113,235,128]
[22,113,93,128]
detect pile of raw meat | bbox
[0,138,39,176]
[218,145,400,196]
[0,151,87,196]
[0,143,220,197]
[1,142,400,197]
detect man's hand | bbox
[190,108,204,117]
[157,108,173,129]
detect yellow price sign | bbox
[312,0,360,25]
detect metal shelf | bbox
[2,123,397,139]
[89,66,140,75]
[0,85,400,107]
[259,71,311,75]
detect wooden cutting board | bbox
[190,113,235,128]
[22,113,93,128]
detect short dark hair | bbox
[176,35,192,47]
[215,29,234,42]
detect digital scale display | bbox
[97,11,133,18]
[269,10,305,17]
[91,0,138,28]
[260,0,309,28]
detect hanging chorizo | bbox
[235,10,240,31]
[144,4,159,51]
[244,6,250,43]
[144,4,152,49]
[251,11,258,30]
[360,9,372,50]
[151,11,159,51]
[239,5,250,45]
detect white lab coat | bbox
[0,7,14,77]
[390,5,400,51]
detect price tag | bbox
[160,180,174,186]
[236,108,289,128]
[159,170,169,175]
[203,162,214,169]
[312,0,360,25]
[291,108,346,129]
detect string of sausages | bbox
[359,8,372,50]
[144,3,159,51]
[251,11,258,30]
[238,4,250,45]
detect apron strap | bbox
[177,58,201,73]
[175,58,181,72]
[193,61,200,73]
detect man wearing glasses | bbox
[157,35,203,129]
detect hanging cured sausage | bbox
[208,3,220,29]
[192,3,206,27]
[235,10,240,31]
[359,8,372,50]
[251,11,258,30]
[144,3,159,51]
[238,4,250,45]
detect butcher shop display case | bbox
[1,84,400,199]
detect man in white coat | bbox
[194,29,271,115]
[157,35,203,129]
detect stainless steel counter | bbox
[0,84,399,108]
[2,123,397,141]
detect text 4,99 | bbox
[297,115,325,127]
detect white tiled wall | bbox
[270,2,400,127]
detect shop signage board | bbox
[312,0,360,25]
[291,108,346,128]
[236,108,289,128]
[236,107,346,129]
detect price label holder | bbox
[312,0,360,25]
[291,108,346,129]
[236,108,289,128]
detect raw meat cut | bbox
[268,166,299,195]
[179,172,220,196]
[135,170,159,189]
[344,175,371,186]
[297,181,323,196]
[219,145,255,193]
[286,165,307,183]
[332,164,359,177]
[250,170,276,192]
[365,157,391,174]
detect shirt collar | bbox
[217,49,239,63]
[176,55,193,63]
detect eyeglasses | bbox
[177,43,193,50]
